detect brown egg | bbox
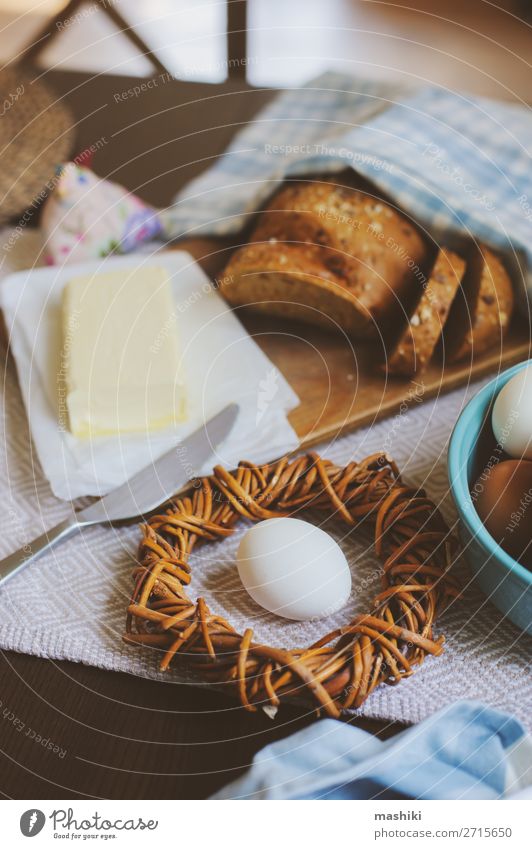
[473,460,532,570]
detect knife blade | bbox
[0,403,239,587]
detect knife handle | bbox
[0,518,81,587]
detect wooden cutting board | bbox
[243,311,531,447]
[184,238,532,447]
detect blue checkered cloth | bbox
[161,72,532,310]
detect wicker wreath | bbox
[125,452,460,717]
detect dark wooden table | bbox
[0,68,400,800]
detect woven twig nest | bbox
[125,452,460,717]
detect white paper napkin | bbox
[0,250,300,500]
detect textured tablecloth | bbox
[1,343,530,729]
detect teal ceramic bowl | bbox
[448,360,532,634]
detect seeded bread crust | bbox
[443,246,514,364]
[386,248,466,377]
[224,180,433,339]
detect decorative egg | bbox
[474,459,532,570]
[492,366,532,460]
[236,517,352,621]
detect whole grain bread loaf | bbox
[220,180,515,376]
[222,180,434,340]
[386,248,466,377]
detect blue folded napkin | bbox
[213,701,532,800]
[162,72,532,311]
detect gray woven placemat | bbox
[1,344,530,729]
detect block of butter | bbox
[61,266,185,437]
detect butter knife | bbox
[0,403,239,587]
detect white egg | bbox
[236,517,351,621]
[492,366,532,460]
